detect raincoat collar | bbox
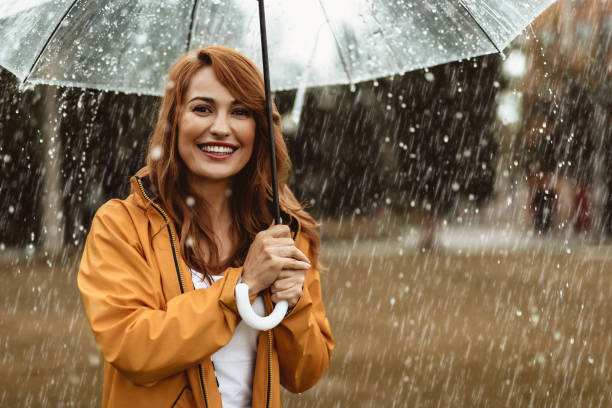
[130,175,301,240]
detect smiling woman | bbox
[77,46,333,408]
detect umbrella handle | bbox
[235,283,288,330]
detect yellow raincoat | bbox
[78,176,333,407]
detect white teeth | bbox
[200,145,234,154]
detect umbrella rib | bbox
[368,3,404,74]
[316,0,353,84]
[22,0,80,86]
[458,0,504,55]
[186,0,200,52]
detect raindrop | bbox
[151,145,163,160]
[69,374,80,386]
[186,196,195,207]
[88,353,101,367]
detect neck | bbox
[187,174,234,228]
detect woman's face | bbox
[178,66,256,188]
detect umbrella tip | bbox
[18,81,35,93]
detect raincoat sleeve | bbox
[272,236,334,393]
[78,200,242,386]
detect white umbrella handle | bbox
[235,283,288,331]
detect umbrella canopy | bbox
[1,0,556,95]
[0,0,558,329]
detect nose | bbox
[210,112,231,137]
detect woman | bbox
[78,46,333,408]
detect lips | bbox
[197,142,239,159]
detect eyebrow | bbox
[188,96,242,105]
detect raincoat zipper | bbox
[267,330,272,408]
[136,177,209,408]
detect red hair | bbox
[134,46,320,276]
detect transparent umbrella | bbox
[0,0,556,95]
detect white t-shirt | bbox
[191,270,265,408]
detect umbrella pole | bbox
[257,0,281,225]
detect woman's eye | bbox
[193,106,211,113]
[233,109,250,117]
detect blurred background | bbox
[1,0,611,406]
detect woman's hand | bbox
[270,269,307,308]
[242,224,310,297]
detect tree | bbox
[390,56,500,247]
[285,84,390,217]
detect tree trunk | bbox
[41,86,64,256]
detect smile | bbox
[197,143,239,159]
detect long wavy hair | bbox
[133,46,320,277]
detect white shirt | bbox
[191,270,265,408]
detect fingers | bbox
[271,286,301,307]
[263,237,295,248]
[276,269,307,280]
[279,258,311,271]
[271,278,296,292]
[272,245,310,263]
[271,271,305,292]
[265,224,292,238]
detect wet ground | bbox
[1,236,611,407]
